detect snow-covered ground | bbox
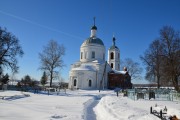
[0,90,180,120]
[94,94,180,120]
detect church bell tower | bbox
[108,36,120,71]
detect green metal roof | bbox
[109,36,119,50]
[91,25,97,30]
[82,37,104,46]
[109,45,119,50]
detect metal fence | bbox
[127,88,180,101]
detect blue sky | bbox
[0,0,180,83]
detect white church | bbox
[68,20,124,90]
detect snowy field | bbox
[0,90,180,120]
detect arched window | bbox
[81,52,83,59]
[74,79,77,86]
[110,52,114,59]
[88,80,92,87]
[85,52,87,59]
[111,63,113,68]
[118,53,120,59]
[92,51,95,58]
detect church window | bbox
[118,53,120,58]
[88,80,92,87]
[92,51,95,58]
[110,52,114,59]
[81,52,83,59]
[111,63,113,68]
[74,79,77,86]
[85,52,87,59]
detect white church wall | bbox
[80,44,105,62]
[69,70,97,90]
[81,71,97,89]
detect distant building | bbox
[68,19,132,90]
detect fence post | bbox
[150,106,152,114]
[160,110,162,119]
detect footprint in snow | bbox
[51,114,67,119]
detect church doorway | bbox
[88,80,92,87]
[74,79,77,86]
[111,63,113,68]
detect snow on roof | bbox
[72,64,96,71]
[92,59,105,64]
[112,70,127,74]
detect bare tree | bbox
[58,76,65,88]
[0,27,24,74]
[121,58,142,80]
[140,40,164,88]
[160,26,180,91]
[39,40,65,87]
[140,26,180,91]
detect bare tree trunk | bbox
[173,76,179,92]
[50,70,53,87]
[157,75,160,89]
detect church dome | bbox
[82,37,104,46]
[91,25,97,30]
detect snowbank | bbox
[94,95,180,120]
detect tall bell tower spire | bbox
[113,34,116,46]
[93,17,96,26]
[108,35,120,71]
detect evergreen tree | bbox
[40,71,48,87]
[0,73,9,85]
[21,75,32,86]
